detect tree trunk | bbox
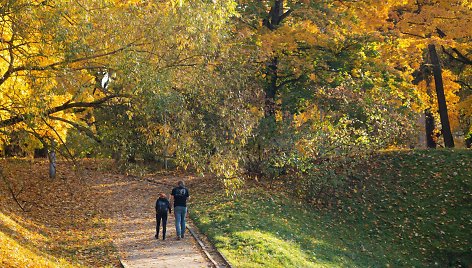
[263,0,285,30]
[424,70,436,148]
[263,0,289,118]
[428,44,454,148]
[265,57,278,117]
[48,150,56,179]
[425,109,436,148]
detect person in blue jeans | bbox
[170,180,190,240]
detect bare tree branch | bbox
[48,115,101,143]
[442,46,472,65]
[399,31,425,39]
[455,80,472,91]
[0,40,144,86]
[0,94,129,128]
[0,171,27,211]
[279,9,293,23]
[236,17,259,30]
[40,117,77,163]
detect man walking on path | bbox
[155,193,171,240]
[171,180,190,240]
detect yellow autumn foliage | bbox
[459,95,472,116]
[417,70,461,131]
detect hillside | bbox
[1,150,471,267]
[0,159,120,267]
[189,149,472,267]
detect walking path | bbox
[93,174,212,267]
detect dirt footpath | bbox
[92,174,212,268]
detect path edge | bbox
[186,223,233,268]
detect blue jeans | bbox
[174,206,187,238]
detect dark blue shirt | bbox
[171,186,189,207]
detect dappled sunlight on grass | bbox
[0,232,76,268]
[0,211,48,243]
[192,186,360,267]
[191,150,472,267]
[0,208,118,267]
[214,229,342,267]
[0,212,77,268]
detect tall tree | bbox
[261,0,291,117]
[230,0,419,181]
[424,70,438,148]
[0,0,239,161]
[428,44,454,147]
[383,0,471,147]
[413,64,437,148]
[0,0,141,153]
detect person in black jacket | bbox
[155,193,171,240]
[170,181,190,240]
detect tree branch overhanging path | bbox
[0,18,142,142]
[0,94,128,128]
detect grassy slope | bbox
[0,159,119,268]
[190,149,472,268]
[0,212,77,267]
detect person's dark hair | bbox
[178,181,185,187]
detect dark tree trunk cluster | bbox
[262,0,291,118]
[428,44,455,148]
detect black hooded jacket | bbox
[155,197,171,214]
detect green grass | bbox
[190,149,472,267]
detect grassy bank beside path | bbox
[190,149,472,268]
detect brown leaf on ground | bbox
[1,159,213,267]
